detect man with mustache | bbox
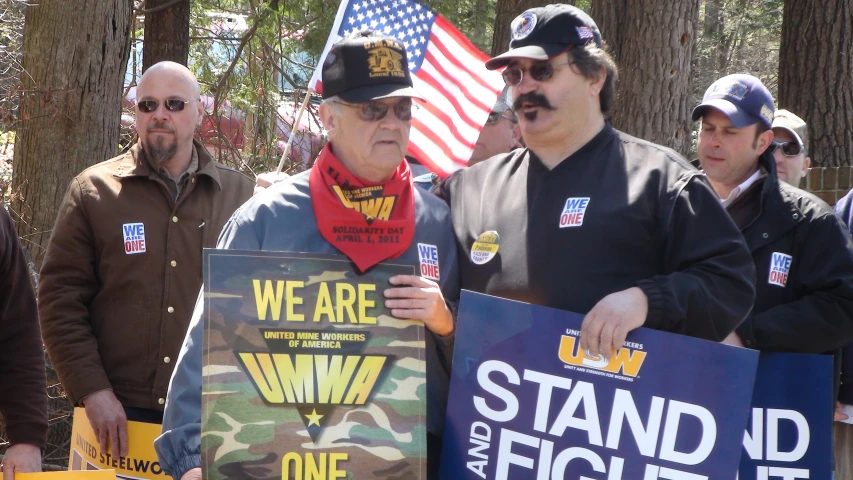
[155,32,458,480]
[38,61,253,458]
[435,4,755,357]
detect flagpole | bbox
[276,88,314,173]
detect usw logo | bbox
[558,335,647,377]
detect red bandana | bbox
[309,144,416,272]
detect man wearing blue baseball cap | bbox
[694,73,853,360]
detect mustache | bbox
[148,121,175,133]
[513,92,555,111]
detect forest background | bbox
[0,0,850,469]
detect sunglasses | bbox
[335,99,415,121]
[136,99,196,113]
[502,61,573,86]
[769,140,804,157]
[486,111,516,125]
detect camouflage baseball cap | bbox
[772,109,808,148]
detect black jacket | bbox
[731,153,853,355]
[435,124,755,341]
[831,188,853,404]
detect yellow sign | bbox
[18,472,115,479]
[68,408,168,479]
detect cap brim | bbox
[485,44,569,70]
[772,126,804,147]
[691,98,757,128]
[338,84,425,103]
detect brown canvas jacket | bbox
[0,206,48,448]
[38,140,253,410]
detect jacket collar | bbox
[113,139,223,190]
[739,151,805,251]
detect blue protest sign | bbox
[737,353,833,480]
[440,291,760,479]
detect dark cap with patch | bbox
[486,4,602,70]
[692,74,775,129]
[321,30,423,103]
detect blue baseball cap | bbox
[691,74,775,129]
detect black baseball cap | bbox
[321,30,423,103]
[486,4,602,70]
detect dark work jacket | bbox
[731,153,853,352]
[731,153,853,399]
[832,188,853,404]
[435,124,756,341]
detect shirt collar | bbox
[721,168,763,207]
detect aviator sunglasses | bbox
[502,61,573,86]
[769,140,804,157]
[486,111,517,125]
[334,99,416,122]
[136,99,196,113]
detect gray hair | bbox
[321,96,342,116]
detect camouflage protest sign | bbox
[202,250,426,479]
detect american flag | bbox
[309,0,504,177]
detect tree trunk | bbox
[591,0,699,157]
[491,0,571,57]
[142,0,190,70]
[778,0,853,167]
[11,0,133,268]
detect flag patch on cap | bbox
[576,26,594,40]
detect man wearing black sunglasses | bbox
[156,32,459,480]
[770,109,811,188]
[436,5,755,359]
[38,61,254,459]
[694,74,853,377]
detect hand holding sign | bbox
[82,390,128,458]
[1,443,41,480]
[384,274,453,336]
[580,286,647,359]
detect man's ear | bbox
[511,123,522,148]
[756,129,775,153]
[196,101,205,128]
[589,68,606,97]
[803,156,812,173]
[319,103,337,134]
